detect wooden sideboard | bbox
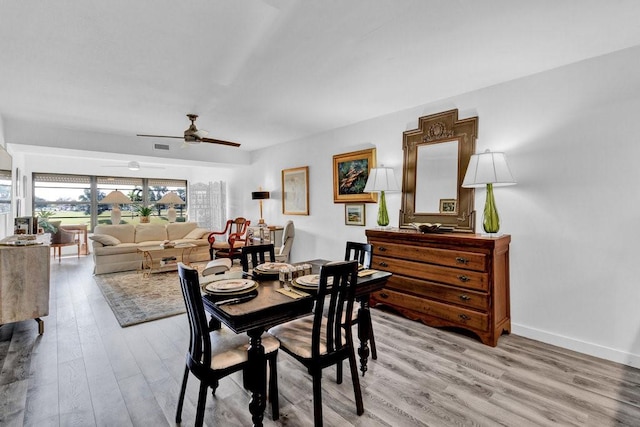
[366,228,510,346]
[0,244,50,334]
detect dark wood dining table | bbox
[201,258,391,427]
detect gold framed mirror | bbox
[400,109,478,232]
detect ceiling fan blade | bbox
[137,134,184,139]
[200,137,241,147]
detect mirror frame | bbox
[400,109,478,232]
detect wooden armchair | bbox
[207,217,250,260]
[49,221,79,262]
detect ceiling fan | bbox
[137,114,241,148]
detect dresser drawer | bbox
[372,289,489,331]
[385,275,489,311]
[370,240,486,272]
[373,256,488,292]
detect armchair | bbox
[49,221,79,262]
[274,220,295,263]
[207,217,250,260]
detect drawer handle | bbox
[378,261,388,267]
[379,292,389,299]
[458,314,471,321]
[456,256,469,265]
[457,275,470,283]
[459,294,471,301]
[378,246,387,252]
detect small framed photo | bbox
[345,203,366,226]
[439,198,457,213]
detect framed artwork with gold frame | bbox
[332,148,377,203]
[282,166,309,215]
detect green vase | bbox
[483,183,500,233]
[377,190,389,227]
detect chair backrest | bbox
[209,217,250,243]
[344,241,372,269]
[311,260,359,359]
[241,243,275,271]
[177,263,211,372]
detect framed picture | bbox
[345,204,365,226]
[439,198,457,213]
[282,166,309,215]
[332,148,377,203]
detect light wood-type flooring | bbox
[1,254,640,426]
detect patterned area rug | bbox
[94,270,185,327]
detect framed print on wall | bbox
[345,203,365,226]
[282,166,309,215]
[332,148,377,203]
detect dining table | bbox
[201,258,391,427]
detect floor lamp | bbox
[157,192,185,223]
[101,190,132,225]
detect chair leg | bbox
[175,366,189,423]
[195,382,208,427]
[268,352,280,421]
[369,317,378,360]
[336,361,343,384]
[312,370,324,427]
[348,349,364,416]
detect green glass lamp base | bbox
[483,183,500,234]
[376,190,390,227]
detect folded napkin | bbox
[358,269,378,277]
[200,269,244,285]
[276,288,309,299]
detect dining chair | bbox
[241,243,276,271]
[208,217,250,260]
[269,260,363,426]
[344,241,377,360]
[175,263,280,426]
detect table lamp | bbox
[363,165,400,227]
[462,149,516,234]
[157,192,185,223]
[100,190,132,225]
[251,190,270,225]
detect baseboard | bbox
[512,323,640,369]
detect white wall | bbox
[235,46,640,368]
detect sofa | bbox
[90,222,211,274]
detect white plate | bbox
[255,262,293,273]
[295,274,333,287]
[205,279,255,293]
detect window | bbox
[33,173,187,230]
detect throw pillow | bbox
[184,227,210,240]
[89,234,121,246]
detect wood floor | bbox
[1,254,640,426]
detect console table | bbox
[0,244,50,334]
[366,228,511,346]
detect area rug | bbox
[94,270,185,327]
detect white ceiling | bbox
[2,0,640,156]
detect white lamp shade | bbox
[462,149,516,188]
[101,190,132,205]
[363,167,400,192]
[157,192,184,205]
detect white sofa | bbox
[90,222,211,274]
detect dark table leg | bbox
[356,297,371,376]
[246,328,267,427]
